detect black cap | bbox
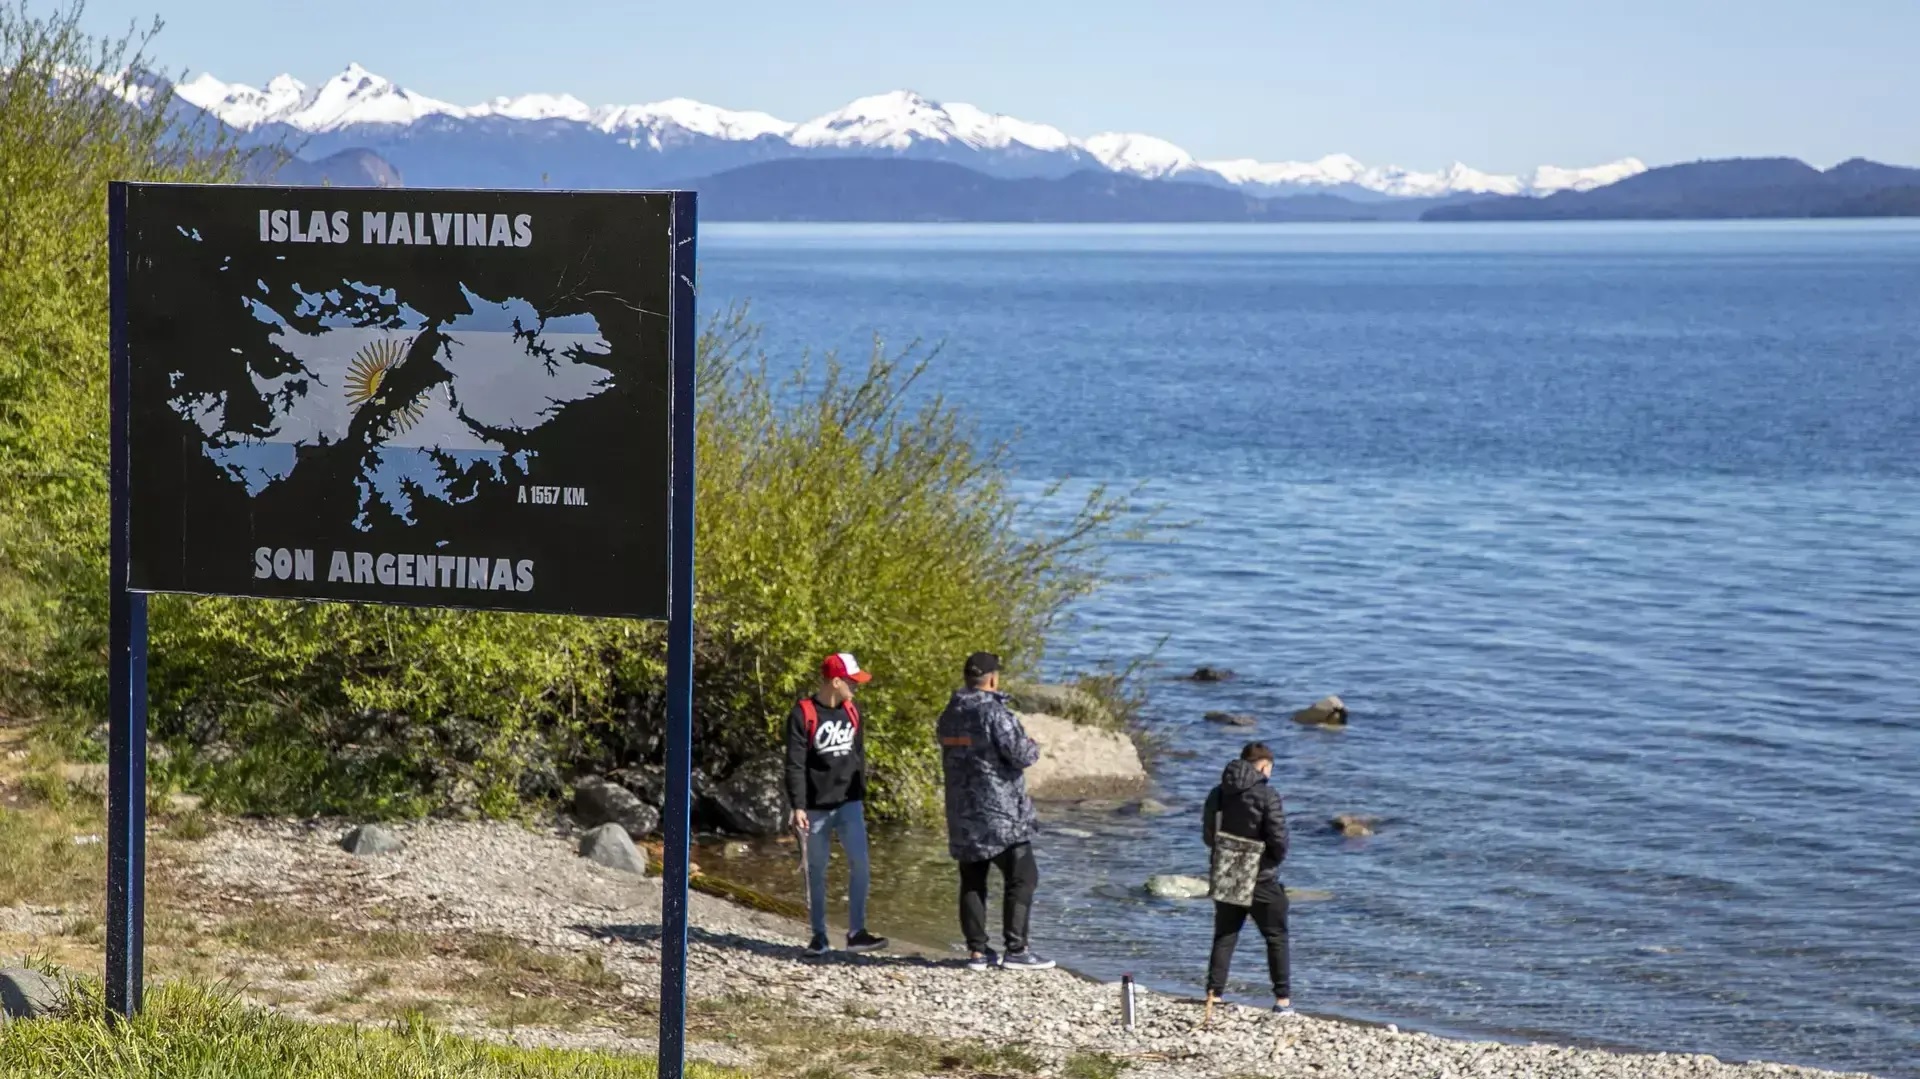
[964,651,1001,678]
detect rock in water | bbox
[1183,666,1236,683]
[1330,814,1379,837]
[703,757,788,837]
[339,824,404,856]
[1145,875,1211,899]
[1290,695,1348,727]
[579,823,648,876]
[0,968,65,1021]
[574,777,661,840]
[1204,711,1257,727]
[1118,798,1174,817]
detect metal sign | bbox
[123,185,674,618]
[107,182,700,1078]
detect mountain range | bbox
[685,158,1470,223]
[118,64,1920,224]
[175,63,1645,199]
[1421,157,1920,221]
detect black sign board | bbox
[123,185,677,619]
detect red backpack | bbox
[799,696,860,741]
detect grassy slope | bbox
[0,982,733,1079]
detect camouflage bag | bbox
[1208,814,1264,907]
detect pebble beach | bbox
[180,818,1887,1079]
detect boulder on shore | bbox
[1146,874,1211,899]
[0,968,66,1021]
[1330,814,1379,838]
[608,766,667,810]
[1181,666,1236,683]
[1204,711,1257,727]
[339,823,404,857]
[573,777,661,840]
[579,823,648,876]
[1017,712,1148,800]
[1290,695,1348,727]
[699,757,788,837]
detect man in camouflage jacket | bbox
[936,652,1055,971]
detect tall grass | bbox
[0,980,737,1078]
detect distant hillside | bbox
[1425,157,1920,221]
[243,146,403,187]
[687,158,1463,223]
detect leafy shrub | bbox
[0,3,239,712]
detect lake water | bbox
[695,222,1920,1078]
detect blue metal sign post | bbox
[657,192,699,1079]
[105,181,149,1019]
[103,183,701,1077]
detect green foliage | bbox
[144,597,657,818]
[689,319,1126,816]
[0,979,737,1078]
[0,3,239,711]
[0,7,1137,823]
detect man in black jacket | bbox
[1201,741,1292,1013]
[784,652,888,957]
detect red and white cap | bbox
[821,652,871,684]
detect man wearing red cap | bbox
[785,652,887,957]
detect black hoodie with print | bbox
[1201,759,1289,881]
[783,697,866,811]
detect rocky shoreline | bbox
[178,816,1881,1079]
[571,699,1150,841]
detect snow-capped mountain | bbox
[172,64,1646,197]
[1201,154,1647,199]
[1083,133,1202,181]
[788,90,1072,153]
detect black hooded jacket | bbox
[1201,760,1289,881]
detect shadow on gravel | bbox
[569,923,961,970]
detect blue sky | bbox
[82,0,1918,171]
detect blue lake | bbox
[697,221,1920,1077]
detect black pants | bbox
[959,842,1037,954]
[1206,878,1290,999]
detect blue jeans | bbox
[802,801,870,939]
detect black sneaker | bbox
[965,949,1000,971]
[845,930,888,953]
[802,934,830,956]
[1001,949,1056,971]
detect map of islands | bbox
[167,280,613,530]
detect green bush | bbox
[1,5,1136,823]
[0,3,238,711]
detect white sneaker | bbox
[1001,950,1056,971]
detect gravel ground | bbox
[182,818,1883,1079]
